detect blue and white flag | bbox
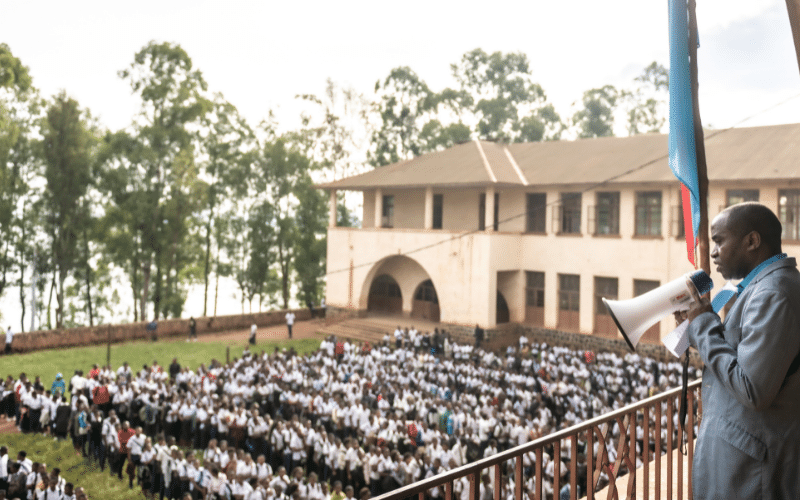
[669,0,701,266]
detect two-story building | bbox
[316,123,800,342]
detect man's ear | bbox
[744,230,763,253]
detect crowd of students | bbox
[0,326,700,500]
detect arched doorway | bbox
[497,291,510,324]
[367,274,403,315]
[411,279,440,322]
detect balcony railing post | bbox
[553,439,560,499]
[470,471,479,500]
[667,397,674,500]
[586,427,594,500]
[644,406,650,500]
[688,388,695,500]
[656,400,662,500]
[570,435,577,500]
[494,462,501,500]
[535,447,543,500]
[515,455,523,500]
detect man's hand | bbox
[673,277,713,325]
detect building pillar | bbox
[424,187,433,230]
[375,188,383,228]
[328,190,337,228]
[485,186,495,232]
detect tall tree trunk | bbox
[47,272,55,330]
[141,258,151,321]
[154,258,162,320]
[132,231,140,322]
[56,267,66,329]
[83,225,94,327]
[213,239,221,318]
[203,201,215,317]
[18,243,25,333]
[278,237,290,310]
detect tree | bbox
[292,175,327,307]
[40,92,94,329]
[368,67,439,167]
[623,62,669,135]
[450,48,562,142]
[197,95,253,316]
[572,85,619,138]
[0,43,34,308]
[116,41,211,320]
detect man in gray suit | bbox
[680,202,800,499]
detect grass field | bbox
[1,336,322,499]
[1,336,321,384]
[1,432,146,499]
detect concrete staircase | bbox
[315,315,445,346]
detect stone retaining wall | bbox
[7,308,313,353]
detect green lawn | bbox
[1,432,145,500]
[1,336,322,384]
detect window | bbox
[674,196,686,238]
[381,195,394,228]
[779,190,800,240]
[526,193,546,233]
[525,272,545,307]
[634,279,660,297]
[635,191,662,236]
[414,280,439,303]
[560,193,582,234]
[595,192,620,235]
[594,277,618,315]
[726,189,759,207]
[433,194,443,230]
[558,274,580,312]
[478,192,499,231]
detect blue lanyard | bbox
[735,253,787,294]
[711,253,787,312]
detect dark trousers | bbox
[287,324,293,338]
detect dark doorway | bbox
[496,291,510,324]
[367,274,403,315]
[412,279,440,322]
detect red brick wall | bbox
[9,309,313,353]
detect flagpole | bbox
[786,0,800,75]
[688,0,711,277]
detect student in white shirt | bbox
[285,312,295,339]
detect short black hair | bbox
[722,202,782,255]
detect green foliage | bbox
[572,85,619,138]
[41,92,95,328]
[623,62,669,135]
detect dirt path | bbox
[193,317,328,345]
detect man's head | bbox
[711,202,782,280]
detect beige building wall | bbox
[328,182,798,342]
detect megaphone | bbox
[602,270,713,351]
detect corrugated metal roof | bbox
[316,123,800,190]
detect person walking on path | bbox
[249,323,257,345]
[188,317,197,342]
[146,319,158,342]
[4,326,12,354]
[285,311,295,339]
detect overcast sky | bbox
[2,0,799,136]
[1,0,799,328]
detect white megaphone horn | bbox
[602,270,713,351]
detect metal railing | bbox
[374,378,701,500]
